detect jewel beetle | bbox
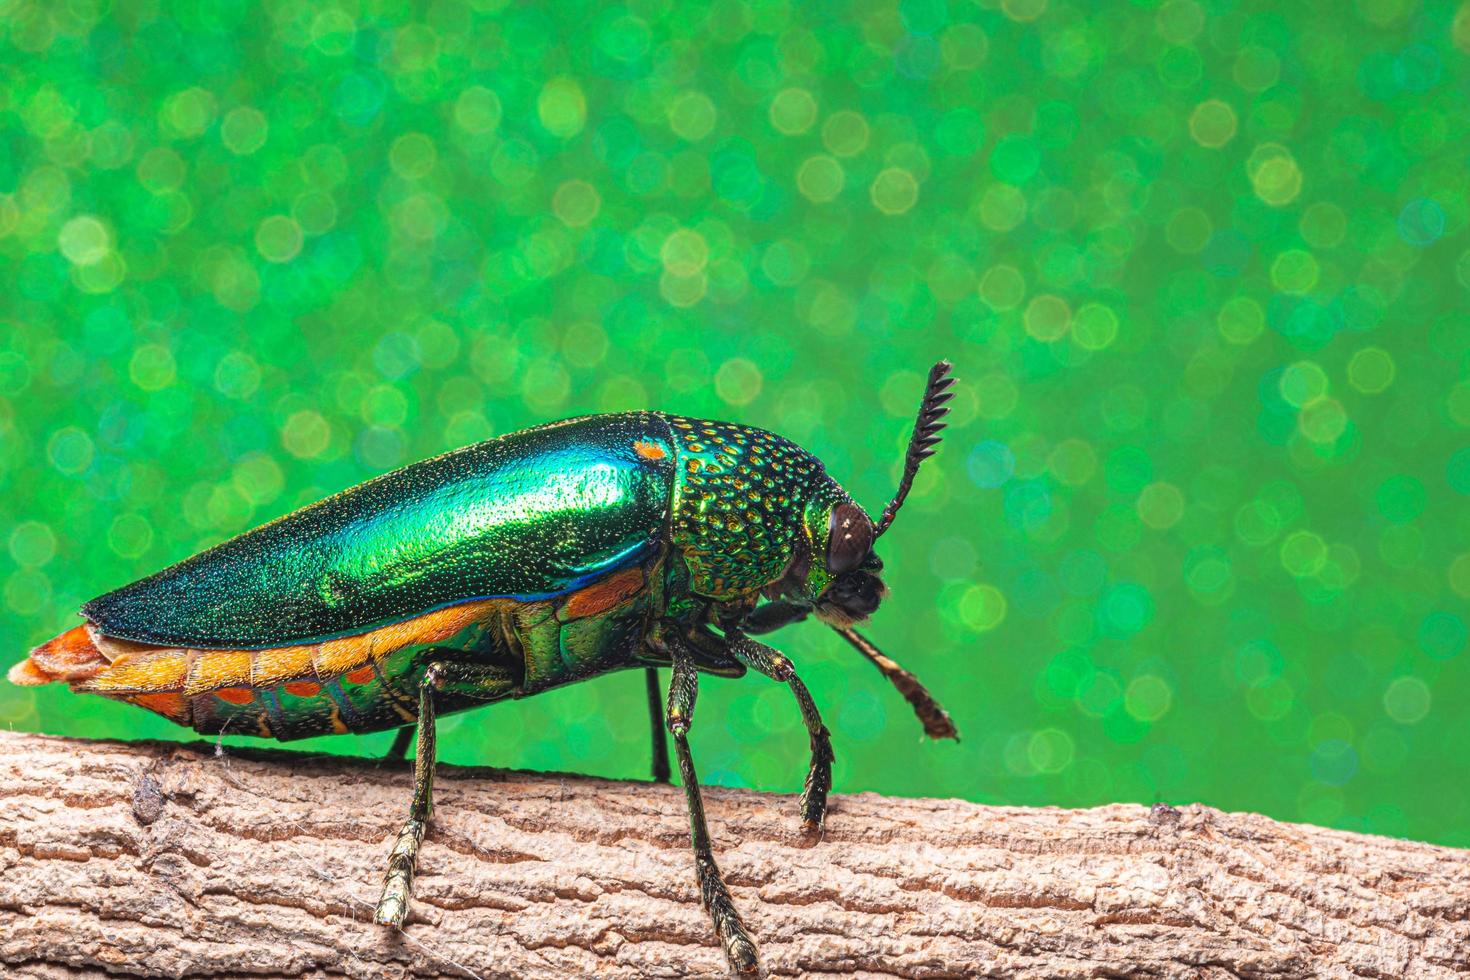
[11,360,959,973]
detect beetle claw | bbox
[726,934,759,974]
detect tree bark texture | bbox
[1,731,1466,979]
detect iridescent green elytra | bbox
[11,362,959,974]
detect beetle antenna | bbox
[874,360,955,538]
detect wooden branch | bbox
[1,732,1467,979]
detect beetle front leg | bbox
[666,639,758,974]
[742,599,812,635]
[374,660,515,927]
[721,632,834,831]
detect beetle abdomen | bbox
[11,599,511,740]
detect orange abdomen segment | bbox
[9,599,503,739]
[11,625,109,684]
[7,625,193,727]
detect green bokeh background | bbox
[3,0,1469,847]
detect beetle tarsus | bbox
[789,672,834,831]
[375,660,517,927]
[697,852,759,974]
[667,640,760,974]
[374,816,426,927]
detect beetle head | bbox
[798,496,888,627]
[801,361,955,627]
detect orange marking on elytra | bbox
[562,566,646,620]
[633,440,667,461]
[284,680,321,698]
[216,687,254,705]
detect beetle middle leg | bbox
[384,725,414,762]
[665,638,758,974]
[644,667,671,783]
[374,660,514,928]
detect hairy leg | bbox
[374,661,514,927]
[373,679,434,928]
[665,636,758,973]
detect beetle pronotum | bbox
[11,361,959,973]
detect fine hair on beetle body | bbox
[10,360,960,975]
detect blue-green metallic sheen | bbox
[82,413,677,649]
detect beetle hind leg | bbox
[374,660,515,928]
[666,640,759,973]
[374,680,435,928]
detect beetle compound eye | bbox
[826,501,873,574]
